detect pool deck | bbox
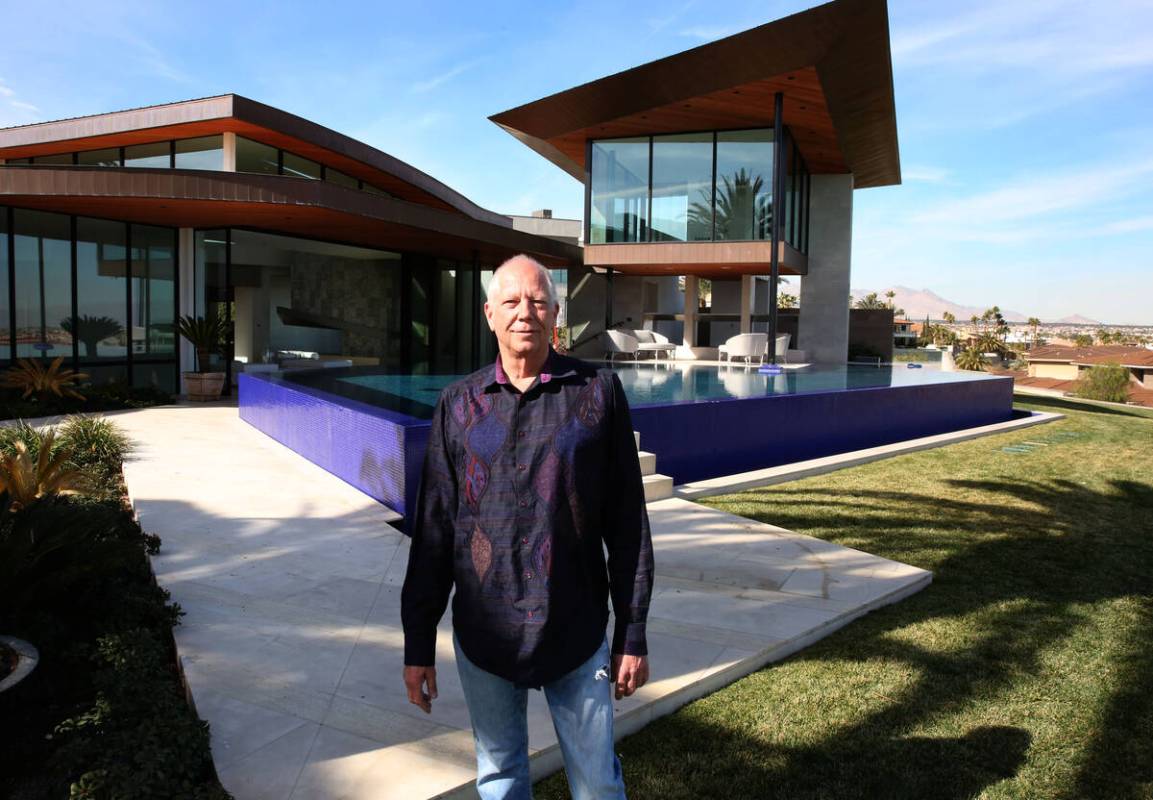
[111,401,938,799]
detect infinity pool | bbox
[240,361,1015,522]
[281,362,1000,421]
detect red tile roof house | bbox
[1016,345,1153,406]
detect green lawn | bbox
[538,395,1153,799]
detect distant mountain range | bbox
[848,286,1101,325]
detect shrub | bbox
[0,428,81,511]
[59,416,133,475]
[1,357,88,401]
[1076,363,1131,403]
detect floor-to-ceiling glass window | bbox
[131,224,177,392]
[651,133,714,242]
[235,138,280,175]
[13,210,72,361]
[74,217,129,383]
[124,142,171,169]
[589,138,649,243]
[194,229,231,375]
[714,129,773,241]
[77,148,121,167]
[0,210,10,364]
[175,136,224,171]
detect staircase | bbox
[635,431,674,502]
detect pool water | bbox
[284,362,1001,421]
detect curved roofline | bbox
[0,165,579,266]
[0,94,512,227]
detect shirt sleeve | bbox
[401,391,458,666]
[602,371,655,656]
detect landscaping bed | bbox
[538,394,1153,799]
[0,417,230,800]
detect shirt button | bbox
[517,464,527,472]
[519,499,528,508]
[522,537,529,545]
[525,572,533,580]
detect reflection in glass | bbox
[125,142,171,168]
[194,230,230,373]
[325,167,359,189]
[0,210,9,361]
[590,138,649,243]
[175,136,224,170]
[13,210,73,359]
[77,148,121,167]
[714,129,773,241]
[32,153,74,165]
[235,137,279,175]
[362,182,390,196]
[131,224,177,361]
[282,152,321,180]
[652,133,713,242]
[74,217,128,362]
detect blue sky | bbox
[2,0,1151,324]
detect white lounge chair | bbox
[774,333,791,363]
[603,329,639,362]
[718,333,768,365]
[634,329,677,360]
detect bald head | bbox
[487,255,557,308]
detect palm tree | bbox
[955,348,988,371]
[60,315,124,359]
[884,290,896,310]
[855,292,888,310]
[1027,317,1042,348]
[688,169,770,240]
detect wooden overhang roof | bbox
[0,94,511,226]
[0,166,581,267]
[489,0,900,188]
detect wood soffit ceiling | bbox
[0,167,580,267]
[490,0,900,188]
[0,96,510,226]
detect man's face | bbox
[484,262,558,360]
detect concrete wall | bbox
[799,174,853,363]
[1031,363,1079,380]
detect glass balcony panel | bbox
[235,137,280,175]
[651,133,714,242]
[282,152,321,180]
[589,138,649,243]
[77,148,122,167]
[125,142,171,169]
[715,129,773,241]
[175,135,224,171]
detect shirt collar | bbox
[489,348,576,389]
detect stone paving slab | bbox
[110,402,931,800]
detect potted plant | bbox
[177,314,226,401]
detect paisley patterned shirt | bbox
[401,349,654,687]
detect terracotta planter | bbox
[183,371,226,401]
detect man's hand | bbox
[404,665,438,713]
[611,654,649,700]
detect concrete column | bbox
[178,228,196,375]
[222,132,237,172]
[739,275,753,333]
[683,275,698,347]
[799,174,854,364]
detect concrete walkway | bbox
[112,403,931,800]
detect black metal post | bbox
[767,92,785,364]
[604,268,614,333]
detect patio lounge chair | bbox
[718,332,768,365]
[634,329,677,360]
[603,329,639,362]
[774,333,791,363]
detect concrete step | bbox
[643,473,674,502]
[638,451,656,476]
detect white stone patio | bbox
[111,402,931,800]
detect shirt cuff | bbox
[612,621,648,656]
[404,629,437,666]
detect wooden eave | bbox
[490,0,900,188]
[0,166,580,267]
[0,95,511,226]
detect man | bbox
[402,254,654,799]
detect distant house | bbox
[893,319,919,348]
[1027,345,1153,389]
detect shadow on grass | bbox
[538,476,1153,799]
[1014,392,1153,420]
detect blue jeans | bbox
[454,636,626,800]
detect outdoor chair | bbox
[634,329,677,360]
[718,332,768,365]
[603,329,640,362]
[774,333,791,363]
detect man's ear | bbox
[483,302,496,332]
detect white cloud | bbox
[1101,215,1153,235]
[902,164,951,183]
[0,82,14,98]
[678,24,740,41]
[9,100,40,113]
[411,59,485,94]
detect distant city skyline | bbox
[1,0,1150,324]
